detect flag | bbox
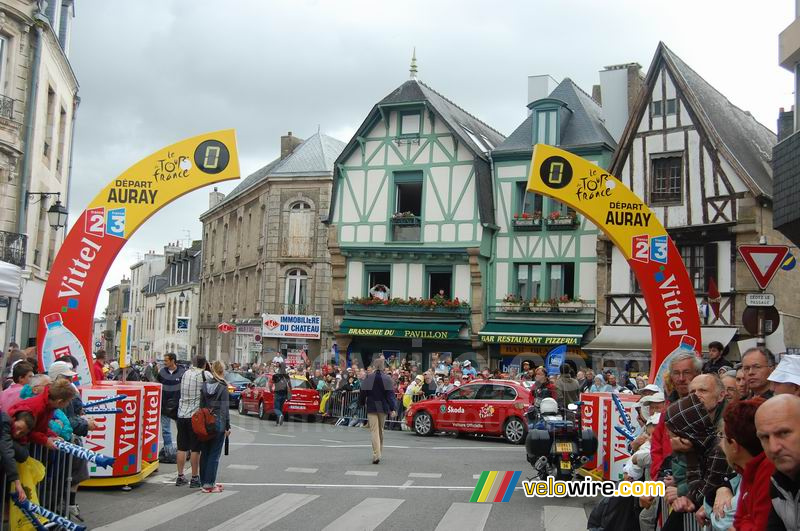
[545,345,567,376]
[707,277,721,319]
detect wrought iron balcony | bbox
[0,95,14,120]
[282,303,310,315]
[605,292,735,326]
[488,304,595,323]
[0,230,26,267]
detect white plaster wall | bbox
[610,246,629,294]
[427,167,448,221]
[457,223,472,241]
[386,145,402,166]
[497,165,527,179]
[392,263,408,299]
[367,170,388,222]
[496,236,510,259]
[717,240,732,292]
[372,225,386,243]
[340,225,355,242]
[719,158,749,194]
[454,264,470,302]
[424,224,438,242]
[365,141,383,164]
[453,166,475,221]
[407,264,423,298]
[434,120,450,135]
[365,120,387,139]
[347,261,364,298]
[388,112,399,137]
[432,142,449,163]
[356,225,369,242]
[439,136,455,158]
[498,182,513,230]
[495,262,509,300]
[579,262,597,301]
[441,223,456,242]
[342,149,361,167]
[580,234,597,255]
[457,145,474,162]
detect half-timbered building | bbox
[587,43,797,372]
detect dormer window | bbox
[400,111,421,135]
[535,110,557,145]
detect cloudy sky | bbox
[67,0,794,316]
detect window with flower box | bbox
[513,181,543,230]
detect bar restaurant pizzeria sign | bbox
[480,334,580,345]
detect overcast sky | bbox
[67,0,794,317]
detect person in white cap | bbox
[639,383,661,397]
[768,354,800,397]
[461,360,477,378]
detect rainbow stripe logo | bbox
[470,471,521,502]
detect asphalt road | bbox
[78,412,597,530]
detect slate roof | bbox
[327,79,506,225]
[203,132,345,218]
[493,78,616,155]
[661,45,776,198]
[611,42,777,199]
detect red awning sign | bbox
[738,245,789,290]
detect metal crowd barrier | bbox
[325,389,427,429]
[0,443,74,529]
[652,496,708,531]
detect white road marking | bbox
[229,423,258,433]
[409,472,442,479]
[400,480,414,490]
[435,503,492,531]
[218,481,477,490]
[320,438,344,443]
[542,506,588,531]
[345,470,379,477]
[229,442,516,450]
[227,464,259,470]
[268,433,296,438]
[286,467,318,473]
[208,492,318,531]
[322,497,404,531]
[94,490,237,530]
[473,474,482,479]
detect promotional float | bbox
[38,130,240,486]
[527,145,702,479]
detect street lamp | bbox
[27,192,68,229]
[178,291,186,303]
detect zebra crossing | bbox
[94,488,588,531]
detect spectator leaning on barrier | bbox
[158,353,185,450]
[0,409,33,502]
[768,354,800,398]
[176,355,213,488]
[741,347,776,400]
[650,351,702,480]
[8,378,77,449]
[755,394,800,531]
[0,361,33,412]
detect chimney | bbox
[778,106,795,142]
[598,63,644,142]
[527,75,558,113]
[280,131,304,160]
[209,186,225,209]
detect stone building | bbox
[0,0,78,348]
[104,278,130,356]
[198,132,344,364]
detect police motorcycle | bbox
[524,397,597,480]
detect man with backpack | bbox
[175,356,212,488]
[158,353,185,459]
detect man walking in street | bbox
[176,356,212,488]
[157,353,185,451]
[359,356,397,464]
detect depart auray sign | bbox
[528,145,701,382]
[38,131,240,382]
[262,314,321,340]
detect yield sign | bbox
[738,245,789,290]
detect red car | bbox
[405,379,531,444]
[238,374,320,421]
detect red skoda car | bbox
[405,379,532,444]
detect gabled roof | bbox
[493,78,616,156]
[610,42,776,199]
[327,79,505,225]
[203,132,345,218]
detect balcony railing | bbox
[282,303,310,315]
[391,215,421,241]
[344,300,471,318]
[488,304,595,323]
[606,292,735,326]
[0,95,13,120]
[0,230,27,267]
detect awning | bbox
[0,261,21,298]
[478,322,590,346]
[340,319,468,340]
[583,326,738,353]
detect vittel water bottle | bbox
[653,334,698,391]
[41,313,92,386]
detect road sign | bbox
[738,245,789,290]
[217,322,236,333]
[742,306,780,337]
[94,340,101,348]
[745,293,776,307]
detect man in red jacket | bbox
[8,379,77,448]
[649,351,702,479]
[92,350,107,382]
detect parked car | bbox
[238,374,320,421]
[404,379,531,444]
[225,371,252,408]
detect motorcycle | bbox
[524,397,598,480]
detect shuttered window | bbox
[285,201,313,257]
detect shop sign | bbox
[262,313,321,339]
[345,327,458,340]
[499,345,583,356]
[480,334,580,345]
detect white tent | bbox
[0,261,21,298]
